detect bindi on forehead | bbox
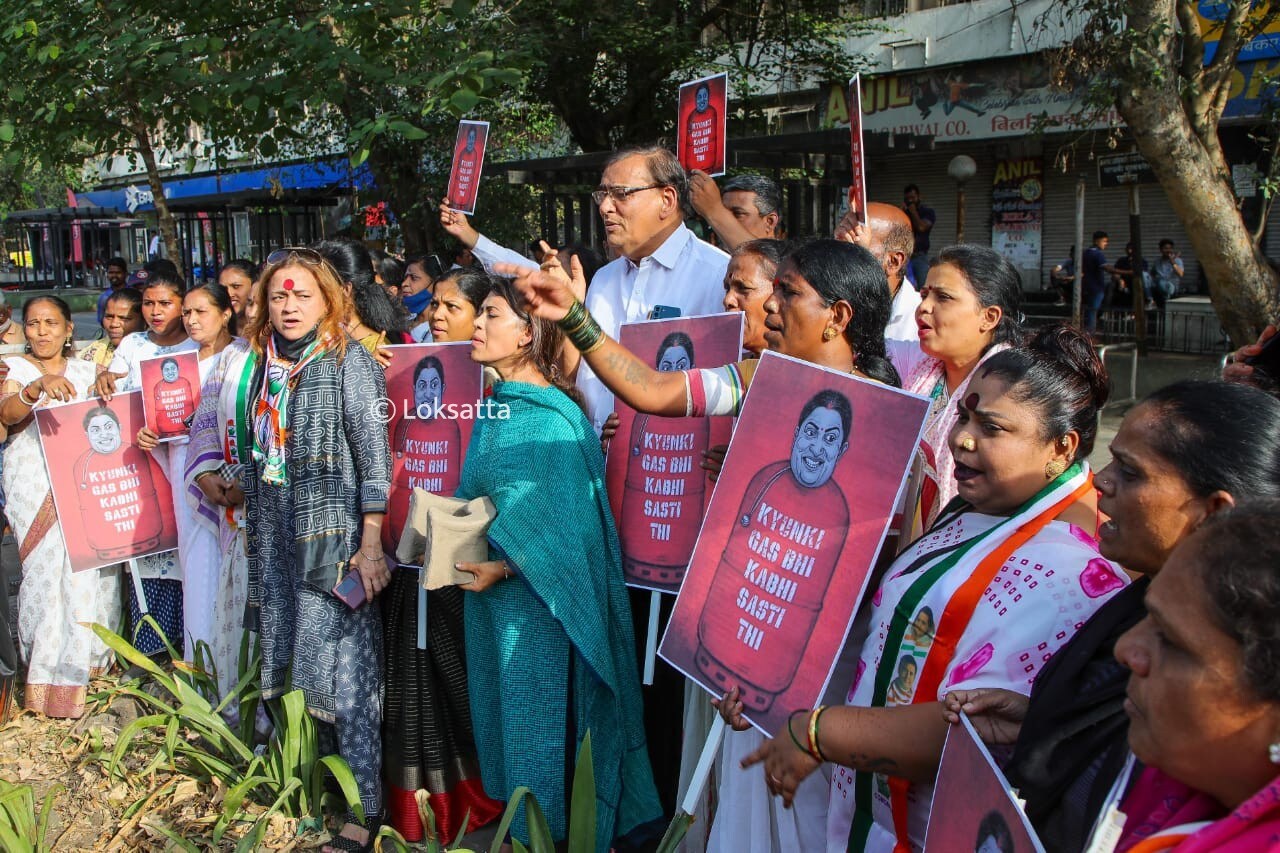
[283,278,295,291]
[964,392,980,410]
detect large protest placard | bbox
[445,120,489,216]
[848,73,867,223]
[605,313,743,593]
[140,350,201,442]
[677,73,728,176]
[659,351,928,734]
[36,392,178,572]
[381,341,484,556]
[925,714,1046,852]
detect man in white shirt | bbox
[581,145,729,430]
[835,201,921,342]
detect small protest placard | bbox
[678,73,728,176]
[605,313,743,593]
[140,350,200,441]
[37,392,178,572]
[446,120,490,215]
[925,714,1046,852]
[659,351,928,734]
[382,341,484,556]
[848,73,868,223]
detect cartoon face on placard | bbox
[605,313,743,593]
[139,349,201,441]
[925,714,1046,852]
[677,73,728,176]
[446,120,490,216]
[381,342,484,556]
[37,391,178,572]
[659,351,929,734]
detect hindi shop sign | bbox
[605,313,743,593]
[37,392,178,573]
[1097,152,1157,189]
[659,351,929,734]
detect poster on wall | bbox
[605,313,743,594]
[381,341,484,556]
[139,350,201,442]
[36,392,178,572]
[990,158,1044,270]
[925,713,1046,852]
[677,72,728,176]
[445,120,489,215]
[658,351,929,734]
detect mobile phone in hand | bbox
[333,567,367,609]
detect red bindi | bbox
[964,392,979,410]
[283,278,295,291]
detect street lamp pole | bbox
[948,155,977,243]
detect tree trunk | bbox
[1115,0,1280,346]
[132,121,184,279]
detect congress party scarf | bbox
[252,328,328,486]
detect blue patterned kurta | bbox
[242,339,391,818]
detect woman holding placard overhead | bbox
[1,296,119,718]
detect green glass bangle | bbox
[787,709,809,754]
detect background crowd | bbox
[0,143,1276,853]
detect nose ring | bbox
[959,434,976,453]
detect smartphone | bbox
[332,567,367,609]
[1244,330,1280,378]
[649,305,681,320]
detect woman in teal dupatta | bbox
[455,278,661,852]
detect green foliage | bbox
[0,780,60,853]
[91,620,363,846]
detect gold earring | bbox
[1045,459,1067,479]
[822,327,837,341]
[959,434,976,453]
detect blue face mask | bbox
[403,288,432,315]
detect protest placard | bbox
[659,350,928,733]
[140,350,200,441]
[37,391,178,572]
[446,120,489,215]
[925,714,1046,853]
[382,341,484,556]
[678,73,728,176]
[848,73,867,223]
[605,313,742,593]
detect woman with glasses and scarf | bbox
[240,247,392,853]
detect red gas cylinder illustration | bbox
[695,390,852,712]
[385,414,461,555]
[75,411,166,560]
[619,413,710,586]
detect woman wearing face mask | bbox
[943,379,1280,852]
[457,276,661,853]
[381,269,502,844]
[240,248,391,852]
[741,325,1127,853]
[133,283,238,688]
[1103,501,1280,851]
[96,271,196,658]
[0,297,120,718]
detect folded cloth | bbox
[396,489,497,589]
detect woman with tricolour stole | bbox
[742,325,1128,853]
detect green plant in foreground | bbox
[90,620,363,851]
[0,779,60,853]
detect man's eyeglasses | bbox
[591,184,664,205]
[265,246,326,266]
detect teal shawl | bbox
[458,381,660,851]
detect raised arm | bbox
[689,170,755,251]
[497,257,690,416]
